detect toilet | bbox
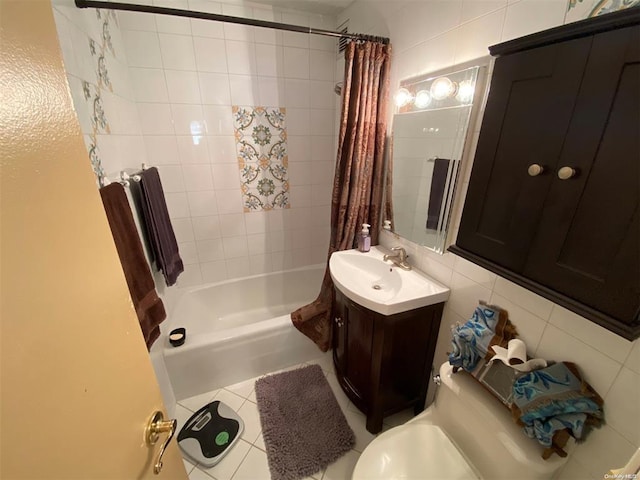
[352,363,568,480]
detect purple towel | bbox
[137,167,184,286]
[426,158,451,230]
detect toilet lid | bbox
[352,424,479,480]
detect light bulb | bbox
[414,90,432,108]
[455,80,475,103]
[430,76,457,100]
[394,88,413,107]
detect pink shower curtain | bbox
[291,40,392,351]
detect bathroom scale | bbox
[177,400,244,468]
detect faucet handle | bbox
[391,246,407,260]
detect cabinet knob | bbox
[557,166,577,180]
[527,164,544,177]
[335,316,343,327]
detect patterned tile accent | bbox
[233,106,290,212]
[567,0,640,20]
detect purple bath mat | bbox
[255,364,355,480]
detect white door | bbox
[0,1,187,478]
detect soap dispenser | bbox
[358,223,371,252]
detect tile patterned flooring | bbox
[176,352,416,480]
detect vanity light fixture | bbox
[394,87,413,107]
[455,79,476,104]
[430,76,457,100]
[414,90,432,108]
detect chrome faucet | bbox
[383,246,412,271]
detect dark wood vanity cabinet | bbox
[332,288,443,434]
[452,10,640,339]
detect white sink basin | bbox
[329,246,450,315]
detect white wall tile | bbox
[165,192,190,218]
[176,264,202,287]
[223,236,249,258]
[225,40,256,75]
[219,213,246,238]
[138,103,175,134]
[171,104,205,135]
[203,105,234,135]
[309,50,335,81]
[501,0,567,42]
[159,33,197,71]
[193,37,228,73]
[207,136,237,163]
[285,79,310,108]
[183,164,214,191]
[164,70,201,104]
[171,217,195,243]
[129,68,169,102]
[157,165,185,192]
[604,367,640,446]
[221,4,254,43]
[118,10,157,33]
[454,8,506,64]
[257,77,285,106]
[196,238,225,262]
[447,271,492,319]
[283,47,310,79]
[198,72,231,105]
[215,189,243,214]
[549,306,633,364]
[123,30,163,68]
[176,135,209,164]
[493,277,553,320]
[191,215,221,240]
[255,43,283,77]
[200,260,228,283]
[460,0,508,23]
[229,75,260,105]
[178,241,198,265]
[145,135,180,165]
[453,256,497,290]
[244,211,268,234]
[188,190,218,216]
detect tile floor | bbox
[175,351,417,480]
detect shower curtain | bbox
[291,40,391,351]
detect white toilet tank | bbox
[417,362,568,479]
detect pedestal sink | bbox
[329,246,450,316]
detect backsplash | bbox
[340,1,640,478]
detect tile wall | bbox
[338,1,640,478]
[118,0,339,287]
[53,0,338,289]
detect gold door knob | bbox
[527,164,544,176]
[557,166,577,180]
[145,410,177,475]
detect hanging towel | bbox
[511,362,604,447]
[426,158,451,230]
[136,167,184,286]
[100,183,166,349]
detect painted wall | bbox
[53,0,338,290]
[338,1,640,478]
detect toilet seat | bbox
[352,423,480,479]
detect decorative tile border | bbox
[233,106,290,212]
[567,0,640,21]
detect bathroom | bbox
[1,0,638,478]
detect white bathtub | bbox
[163,265,326,400]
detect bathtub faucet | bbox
[383,247,411,271]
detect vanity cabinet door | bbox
[523,25,640,325]
[456,36,591,271]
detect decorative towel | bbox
[135,167,183,286]
[511,362,604,447]
[426,158,451,230]
[100,183,167,349]
[449,301,517,372]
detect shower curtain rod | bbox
[74,0,390,45]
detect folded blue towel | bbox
[511,362,603,447]
[449,303,515,372]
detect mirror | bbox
[387,64,486,253]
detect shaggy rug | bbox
[255,364,355,480]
